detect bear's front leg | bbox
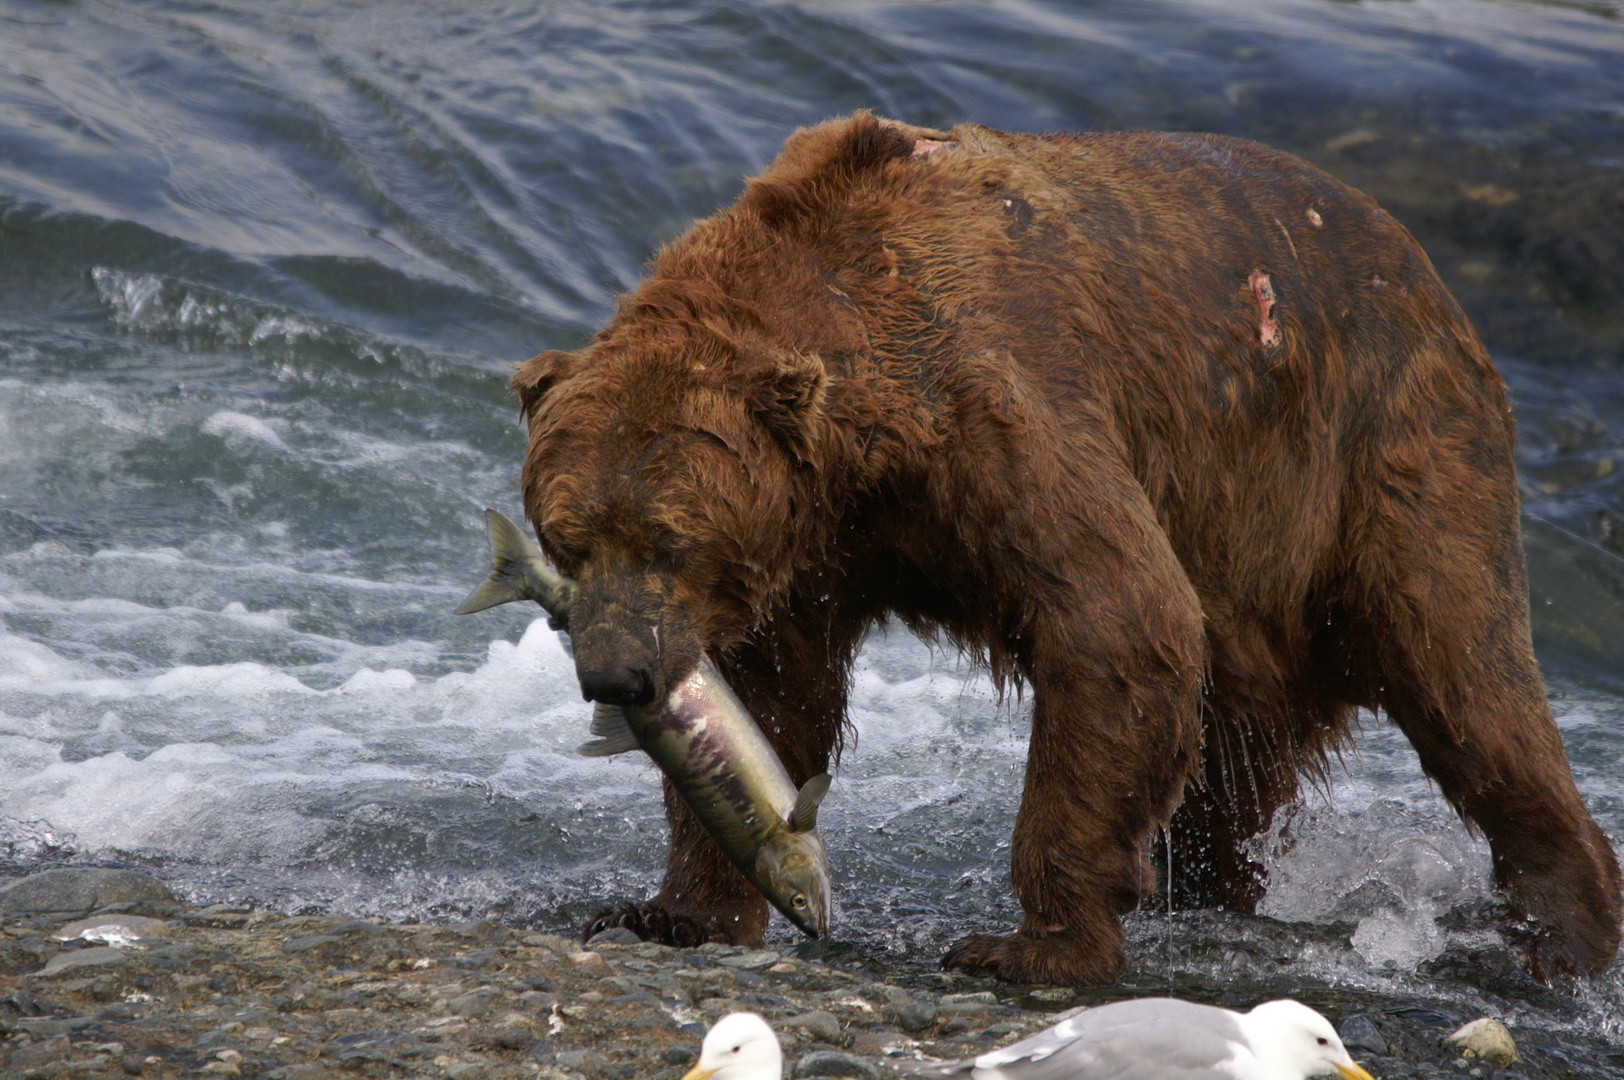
[943,527,1205,984]
[584,778,770,946]
[582,609,854,948]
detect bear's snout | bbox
[579,664,655,706]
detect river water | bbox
[3,0,1624,1068]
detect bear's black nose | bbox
[579,666,655,706]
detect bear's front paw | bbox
[941,929,1125,986]
[582,901,757,948]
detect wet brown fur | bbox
[516,113,1622,982]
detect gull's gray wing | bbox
[904,998,1250,1080]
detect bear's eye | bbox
[541,531,588,567]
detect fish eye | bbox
[792,894,808,908]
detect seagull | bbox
[903,997,1377,1080]
[682,1012,783,1080]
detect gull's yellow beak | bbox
[680,1066,717,1080]
[1337,1063,1378,1080]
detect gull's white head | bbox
[682,1012,783,1080]
[1241,1000,1376,1080]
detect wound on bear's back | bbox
[1250,271,1280,349]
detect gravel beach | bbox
[2,867,1614,1080]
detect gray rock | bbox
[448,986,503,1017]
[496,1027,536,1050]
[715,949,781,970]
[281,934,341,955]
[896,1002,936,1033]
[445,1064,491,1080]
[794,1050,886,1080]
[586,926,642,946]
[319,1029,427,1062]
[785,1010,843,1045]
[940,992,997,1005]
[0,869,175,914]
[34,945,129,977]
[54,914,172,944]
[662,1045,698,1066]
[1336,1014,1388,1057]
[557,1048,614,1078]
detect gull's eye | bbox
[731,1045,742,1054]
[792,894,808,909]
[1317,1037,1330,1046]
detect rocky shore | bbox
[0,868,1604,1079]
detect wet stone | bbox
[495,1025,536,1050]
[587,926,642,946]
[1445,1018,1519,1068]
[786,1010,843,1044]
[557,1048,614,1078]
[319,1029,427,1062]
[0,869,176,915]
[34,945,129,977]
[1338,1014,1389,1057]
[662,1045,698,1066]
[715,949,782,970]
[795,1050,888,1080]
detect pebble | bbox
[34,945,130,977]
[794,1049,887,1080]
[897,1001,937,1032]
[1337,1014,1389,1057]
[1444,1018,1519,1067]
[1,865,1618,1079]
[587,927,642,946]
[784,1009,843,1044]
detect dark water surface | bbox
[4,0,1624,1070]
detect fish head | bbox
[754,827,832,938]
[512,336,826,705]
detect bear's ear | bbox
[512,350,573,421]
[732,351,826,465]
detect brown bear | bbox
[513,112,1621,983]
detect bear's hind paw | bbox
[941,929,1126,986]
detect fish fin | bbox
[589,702,629,737]
[578,703,639,757]
[453,578,520,615]
[788,773,832,832]
[454,508,545,614]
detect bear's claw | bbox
[582,901,747,948]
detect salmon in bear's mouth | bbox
[455,507,833,938]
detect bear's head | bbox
[512,329,827,706]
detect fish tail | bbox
[453,508,546,615]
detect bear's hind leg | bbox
[1379,625,1622,978]
[1360,453,1622,977]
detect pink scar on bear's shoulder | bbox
[1250,271,1280,349]
[912,139,956,159]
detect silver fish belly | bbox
[456,508,833,937]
